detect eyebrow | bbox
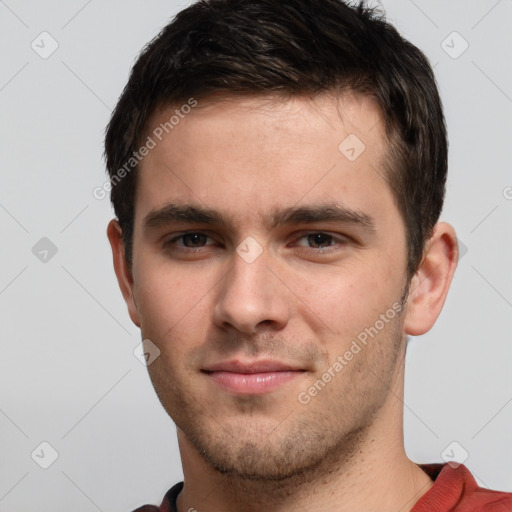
[144,204,228,230]
[143,202,376,233]
[265,204,375,232]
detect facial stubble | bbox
[146,301,407,487]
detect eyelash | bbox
[163,231,348,254]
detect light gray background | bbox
[1,0,511,510]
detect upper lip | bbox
[202,359,304,374]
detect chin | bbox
[197,438,326,481]
[180,412,367,482]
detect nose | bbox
[212,247,290,335]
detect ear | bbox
[106,219,141,328]
[403,222,458,336]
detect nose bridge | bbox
[213,244,290,333]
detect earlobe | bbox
[106,219,141,328]
[403,222,459,336]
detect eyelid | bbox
[164,231,219,248]
[292,231,350,247]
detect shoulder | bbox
[413,463,512,512]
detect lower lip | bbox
[205,371,303,394]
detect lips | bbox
[203,359,302,373]
[202,359,306,394]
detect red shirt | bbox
[133,463,512,512]
[412,463,512,511]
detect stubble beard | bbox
[148,313,406,490]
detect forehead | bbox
[143,92,386,156]
[135,92,392,227]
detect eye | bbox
[179,232,210,247]
[164,232,216,250]
[294,232,349,251]
[304,233,334,249]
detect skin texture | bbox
[108,93,459,511]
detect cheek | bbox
[133,260,214,345]
[291,259,398,337]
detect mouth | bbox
[201,360,307,395]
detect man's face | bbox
[128,93,410,479]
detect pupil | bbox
[185,233,204,246]
[309,233,331,248]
